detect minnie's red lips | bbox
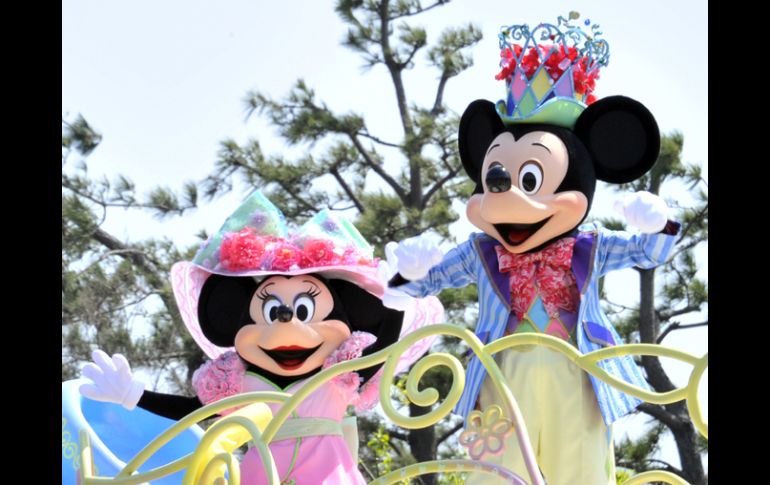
[260,344,323,371]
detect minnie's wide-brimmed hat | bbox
[171,190,443,361]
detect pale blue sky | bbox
[63,0,707,471]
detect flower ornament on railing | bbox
[458,405,513,460]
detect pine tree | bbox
[62,114,206,390]
[605,132,708,484]
[62,2,706,482]
[199,1,481,481]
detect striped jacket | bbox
[399,222,677,426]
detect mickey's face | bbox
[466,130,588,253]
[234,275,350,376]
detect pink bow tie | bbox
[495,238,578,320]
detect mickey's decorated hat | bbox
[495,12,609,128]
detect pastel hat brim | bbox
[496,97,586,129]
[171,261,442,360]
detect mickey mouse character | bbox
[386,19,680,485]
[80,190,443,485]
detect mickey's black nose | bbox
[485,165,512,193]
[276,305,293,322]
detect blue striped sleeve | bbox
[596,228,677,277]
[398,239,478,298]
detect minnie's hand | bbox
[391,235,443,281]
[613,191,669,233]
[79,349,145,410]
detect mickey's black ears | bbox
[459,99,505,185]
[573,95,660,183]
[198,275,257,347]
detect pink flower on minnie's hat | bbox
[269,242,303,271]
[172,190,440,360]
[219,229,266,271]
[301,238,337,267]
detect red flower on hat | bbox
[301,239,337,267]
[220,229,266,271]
[572,61,599,97]
[495,43,601,105]
[270,242,303,271]
[495,45,522,81]
[520,46,541,78]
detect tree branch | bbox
[431,71,450,115]
[329,166,365,213]
[676,202,708,245]
[226,155,318,214]
[348,134,408,202]
[378,0,413,137]
[388,429,410,442]
[396,42,422,69]
[390,1,447,20]
[637,403,682,429]
[643,458,682,475]
[92,228,161,277]
[436,422,464,445]
[604,299,638,312]
[357,130,402,148]
[89,227,183,330]
[420,164,461,208]
[656,321,708,344]
[658,305,702,322]
[668,236,707,261]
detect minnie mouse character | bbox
[79,190,443,485]
[387,17,680,485]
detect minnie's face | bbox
[466,130,588,253]
[234,275,350,376]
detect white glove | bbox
[391,235,444,281]
[613,191,669,233]
[79,349,145,410]
[377,243,414,311]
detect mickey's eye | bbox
[293,295,315,323]
[262,297,282,324]
[518,161,543,194]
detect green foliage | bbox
[62,115,205,388]
[602,132,708,482]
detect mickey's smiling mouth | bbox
[260,344,323,371]
[493,217,551,246]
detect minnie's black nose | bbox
[485,165,512,193]
[276,305,293,322]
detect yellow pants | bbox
[468,346,615,485]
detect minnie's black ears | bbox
[573,95,660,183]
[198,275,257,347]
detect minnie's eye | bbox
[262,297,282,324]
[518,161,543,194]
[293,295,315,323]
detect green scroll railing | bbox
[78,324,707,484]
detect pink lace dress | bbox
[192,332,385,485]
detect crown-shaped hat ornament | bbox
[495,12,609,128]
